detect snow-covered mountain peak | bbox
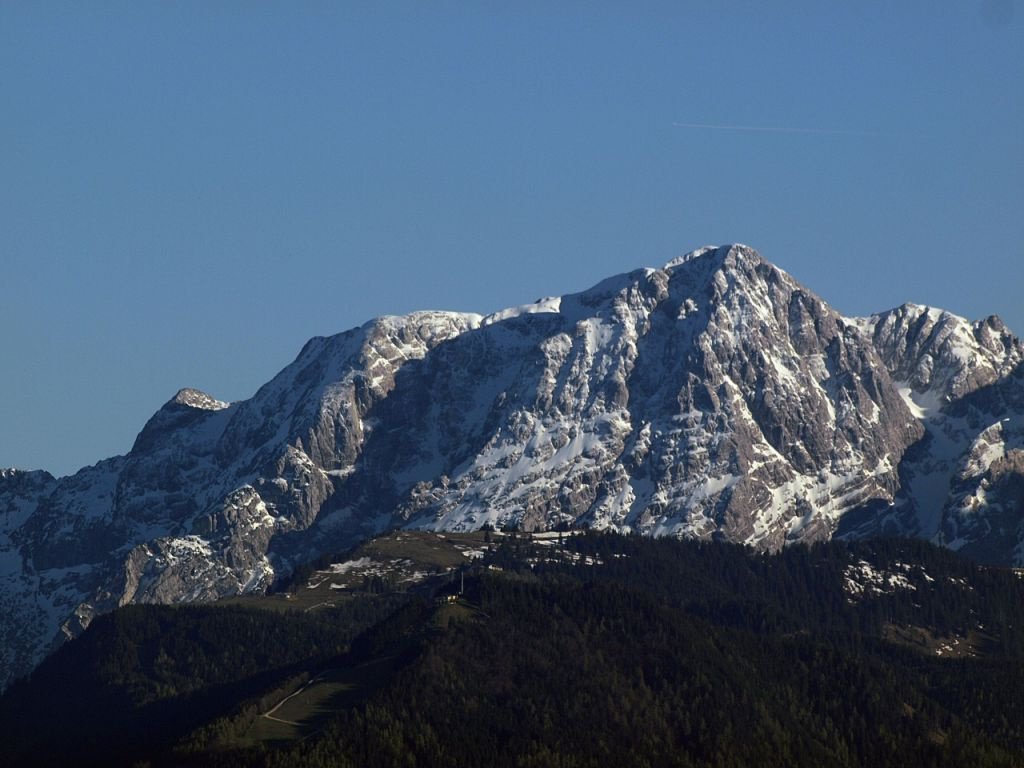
[0,467,55,489]
[863,302,1023,401]
[172,388,229,411]
[2,242,1024,690]
[130,388,233,455]
[844,302,1024,560]
[663,242,766,272]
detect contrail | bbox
[672,121,909,138]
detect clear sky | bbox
[2,2,1022,478]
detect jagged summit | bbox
[862,301,1023,399]
[2,242,1023,689]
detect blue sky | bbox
[2,2,1022,477]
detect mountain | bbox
[844,304,1024,561]
[2,243,1022,688]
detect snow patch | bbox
[843,559,918,602]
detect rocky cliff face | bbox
[845,304,1024,562]
[361,247,922,551]
[2,244,1022,687]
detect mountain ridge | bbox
[2,243,1022,688]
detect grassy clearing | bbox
[242,715,301,745]
[238,656,403,746]
[433,600,478,629]
[230,594,477,749]
[216,589,367,613]
[218,531,498,616]
[882,622,998,658]
[363,530,492,569]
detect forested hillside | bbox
[3,532,1024,767]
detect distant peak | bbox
[876,303,967,330]
[878,305,1018,343]
[172,388,229,411]
[0,467,55,483]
